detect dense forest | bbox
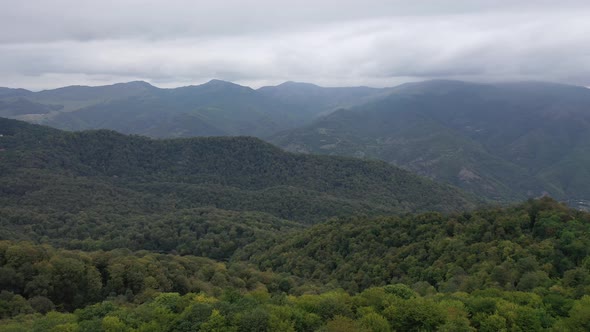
[1,118,590,330]
[0,117,473,224]
[249,198,590,295]
[1,196,589,330]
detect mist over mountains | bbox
[272,80,590,206]
[2,79,589,206]
[0,79,390,138]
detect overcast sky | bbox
[1,0,590,90]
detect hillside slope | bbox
[0,118,474,226]
[250,197,590,294]
[272,80,590,204]
[258,81,391,118]
[0,80,305,138]
[0,80,403,138]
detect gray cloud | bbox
[1,0,590,89]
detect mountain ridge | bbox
[3,79,590,205]
[270,80,590,205]
[0,117,476,224]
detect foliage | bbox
[1,285,588,331]
[0,241,291,314]
[1,113,589,331]
[252,197,590,294]
[0,117,474,225]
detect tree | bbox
[384,298,445,332]
[358,312,391,332]
[102,316,128,332]
[559,296,590,331]
[200,309,236,332]
[322,316,365,332]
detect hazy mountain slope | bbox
[33,80,157,102]
[394,81,590,173]
[0,80,393,138]
[0,99,63,117]
[42,80,301,137]
[0,80,311,137]
[271,80,590,204]
[0,118,475,224]
[258,81,391,118]
[20,81,158,116]
[0,87,32,98]
[272,93,545,201]
[44,94,229,136]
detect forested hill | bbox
[271,80,590,205]
[0,117,474,224]
[250,197,590,294]
[1,198,589,331]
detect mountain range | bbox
[271,80,590,205]
[0,80,387,138]
[1,89,590,331]
[1,79,590,206]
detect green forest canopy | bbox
[1,118,589,331]
[1,199,589,331]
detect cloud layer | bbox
[2,0,589,89]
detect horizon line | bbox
[1,78,588,93]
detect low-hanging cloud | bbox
[1,0,590,90]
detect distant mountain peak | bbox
[184,79,253,92]
[36,81,156,95]
[394,79,476,89]
[203,79,242,87]
[0,87,32,92]
[116,80,154,88]
[205,78,230,84]
[277,81,322,88]
[0,87,33,97]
